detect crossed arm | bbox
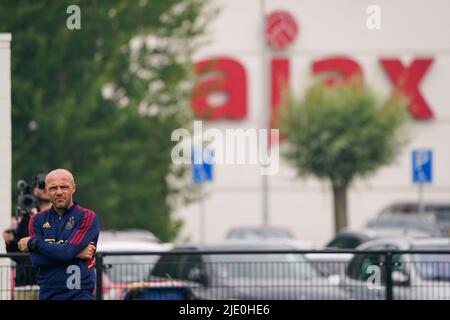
[18,214,99,267]
[18,237,96,267]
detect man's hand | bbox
[3,230,14,244]
[76,243,96,260]
[18,237,31,252]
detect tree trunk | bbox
[332,184,348,235]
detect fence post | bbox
[96,253,103,300]
[385,251,393,300]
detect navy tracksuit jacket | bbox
[27,203,100,300]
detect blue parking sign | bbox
[412,149,432,184]
[191,148,214,184]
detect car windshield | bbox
[208,253,319,280]
[412,246,450,281]
[326,236,363,249]
[104,255,160,283]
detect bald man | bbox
[18,169,100,300]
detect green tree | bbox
[280,77,409,234]
[0,0,215,241]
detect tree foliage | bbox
[280,77,409,232]
[0,0,215,241]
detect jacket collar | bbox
[51,201,77,217]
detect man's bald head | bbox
[46,169,75,186]
[45,169,77,212]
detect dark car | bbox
[150,241,349,300]
[326,229,376,250]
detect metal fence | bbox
[1,250,450,300]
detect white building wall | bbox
[174,0,450,245]
[0,34,12,253]
[0,33,12,300]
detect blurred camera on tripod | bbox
[16,174,46,215]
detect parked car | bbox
[225,227,314,249]
[150,241,349,300]
[340,237,450,299]
[368,202,450,236]
[305,228,433,277]
[305,229,374,278]
[378,202,450,219]
[97,239,172,300]
[326,227,435,249]
[366,215,443,236]
[99,229,161,243]
[225,226,296,241]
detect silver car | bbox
[305,227,432,278]
[340,237,450,300]
[151,241,349,300]
[367,202,450,236]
